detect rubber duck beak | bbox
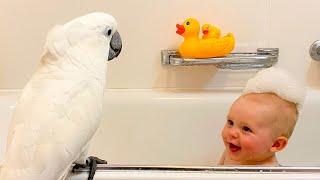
[176,24,185,35]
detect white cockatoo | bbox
[0,12,122,180]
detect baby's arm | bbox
[218,150,226,165]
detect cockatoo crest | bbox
[44,12,119,59]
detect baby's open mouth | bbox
[229,143,241,153]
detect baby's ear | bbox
[270,136,288,153]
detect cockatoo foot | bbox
[73,156,108,180]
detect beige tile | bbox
[268,0,320,85]
[106,0,269,89]
[0,0,268,89]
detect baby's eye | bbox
[242,126,252,133]
[227,120,233,126]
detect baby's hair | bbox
[239,93,298,139]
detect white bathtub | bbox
[68,166,320,180]
[1,88,320,179]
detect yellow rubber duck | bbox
[202,24,221,39]
[176,18,235,58]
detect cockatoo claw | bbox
[87,156,108,180]
[72,156,108,180]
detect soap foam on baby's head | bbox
[243,67,306,113]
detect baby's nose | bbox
[229,128,239,139]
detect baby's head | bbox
[221,92,298,165]
[221,67,305,165]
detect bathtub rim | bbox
[73,165,320,174]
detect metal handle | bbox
[161,48,279,70]
[310,40,320,61]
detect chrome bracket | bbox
[161,48,279,70]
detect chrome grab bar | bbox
[161,48,279,70]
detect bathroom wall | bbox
[1,0,320,166]
[1,0,320,89]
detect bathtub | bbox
[1,88,320,179]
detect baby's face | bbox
[221,94,278,164]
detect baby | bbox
[219,67,306,166]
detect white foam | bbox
[243,67,306,112]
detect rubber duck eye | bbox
[186,22,190,25]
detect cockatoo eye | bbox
[104,27,113,37]
[107,29,112,36]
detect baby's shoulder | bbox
[218,150,239,166]
[218,150,241,166]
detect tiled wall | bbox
[0,0,319,89]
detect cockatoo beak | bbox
[108,31,122,61]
